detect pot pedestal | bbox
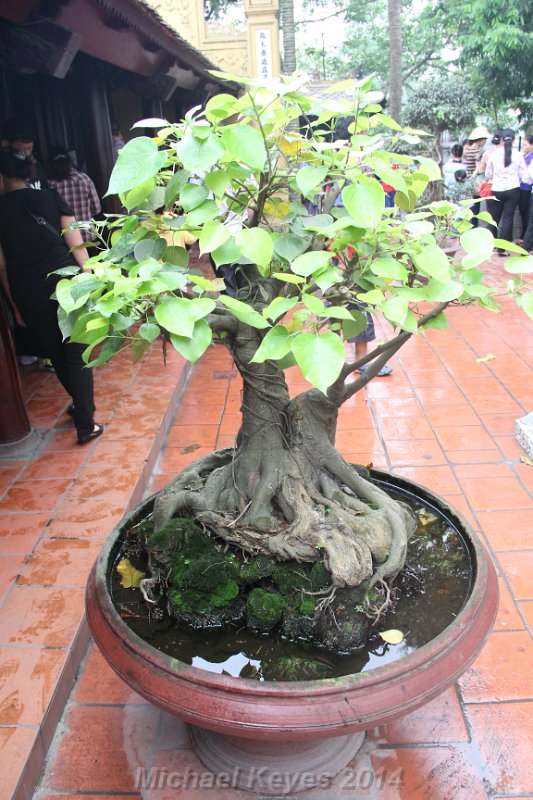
[189,726,365,794]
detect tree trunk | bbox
[280,0,297,75]
[387,0,403,123]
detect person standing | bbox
[485,129,529,254]
[442,144,466,185]
[48,148,101,241]
[1,118,49,190]
[0,148,103,444]
[518,134,533,239]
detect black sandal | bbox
[66,403,75,417]
[77,423,104,445]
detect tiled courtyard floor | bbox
[1,258,532,799]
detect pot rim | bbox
[89,469,492,697]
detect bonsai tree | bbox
[56,74,533,646]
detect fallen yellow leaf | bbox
[418,510,438,526]
[476,353,496,362]
[379,629,404,645]
[520,455,533,466]
[116,558,145,589]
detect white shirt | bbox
[486,147,529,191]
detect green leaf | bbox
[164,246,189,267]
[424,279,464,302]
[134,237,166,263]
[180,184,210,212]
[154,296,196,338]
[250,325,292,363]
[302,293,325,315]
[205,93,242,123]
[341,311,368,339]
[262,296,298,322]
[108,137,167,195]
[422,312,448,330]
[139,322,161,342]
[55,279,76,313]
[295,165,328,197]
[493,239,528,254]
[314,265,342,292]
[517,292,533,319]
[504,256,533,274]
[382,297,418,332]
[84,336,123,367]
[460,227,494,263]
[235,227,274,268]
[356,289,385,305]
[211,237,242,267]
[272,272,305,285]
[342,179,386,228]
[221,125,267,170]
[204,170,231,198]
[322,305,356,321]
[218,295,270,328]
[413,245,450,282]
[186,200,219,226]
[272,233,310,262]
[131,334,151,363]
[370,256,408,282]
[405,220,434,236]
[292,332,346,394]
[169,318,212,364]
[122,178,156,211]
[291,250,331,277]
[199,221,231,254]
[189,297,216,320]
[176,129,225,172]
[302,213,334,231]
[165,170,191,206]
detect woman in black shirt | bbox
[0,148,102,444]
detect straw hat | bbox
[468,126,491,141]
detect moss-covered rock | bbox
[246,588,286,636]
[262,655,335,681]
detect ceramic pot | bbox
[86,471,498,794]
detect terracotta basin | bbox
[86,471,498,793]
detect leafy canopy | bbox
[55,74,533,395]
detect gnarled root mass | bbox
[151,388,416,604]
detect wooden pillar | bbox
[142,95,163,120]
[0,299,31,445]
[78,60,120,213]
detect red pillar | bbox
[0,300,31,444]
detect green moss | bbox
[146,517,200,553]
[240,554,273,583]
[271,561,312,594]
[299,598,316,616]
[246,588,285,630]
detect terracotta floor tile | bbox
[165,424,219,449]
[518,601,533,632]
[0,725,40,800]
[0,585,85,646]
[365,381,415,398]
[21,450,88,480]
[393,466,461,495]
[158,446,213,474]
[457,476,533,511]
[84,437,153,467]
[216,433,238,449]
[493,576,525,631]
[44,498,126,539]
[368,687,469,745]
[66,466,140,502]
[370,398,423,418]
[514,462,533,492]
[414,386,467,405]
[0,512,49,554]
[454,463,515,479]
[74,645,146,705]
[498,436,532,462]
[0,465,25,496]
[467,702,533,795]
[459,630,533,701]
[441,493,478,528]
[148,474,174,494]
[469,394,523,414]
[337,406,375,430]
[423,403,481,427]
[144,748,256,800]
[17,538,102,587]
[103,413,163,440]
[342,452,388,469]
[435,426,496,451]
[174,404,224,426]
[0,553,26,603]
[0,646,65,724]
[376,416,435,441]
[370,745,488,799]
[218,413,243,436]
[0,478,72,513]
[26,396,71,427]
[42,429,82,452]
[46,704,159,792]
[336,429,383,453]
[447,449,502,465]
[476,509,533,550]
[480,412,524,436]
[497,550,533,599]
[385,438,446,467]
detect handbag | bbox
[478,181,493,198]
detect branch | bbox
[208,309,238,334]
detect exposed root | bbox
[315,586,338,614]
